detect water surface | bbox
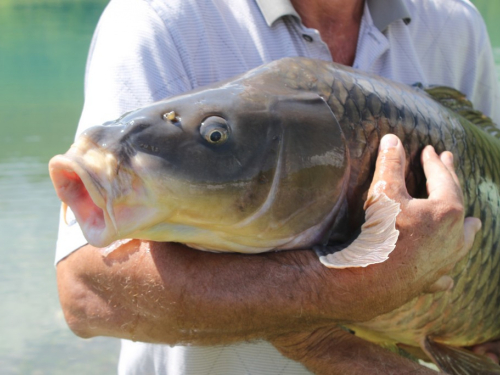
[0,1,120,374]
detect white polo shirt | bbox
[55,0,500,374]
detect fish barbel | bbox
[49,57,500,373]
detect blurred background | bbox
[0,1,118,374]
[0,0,498,374]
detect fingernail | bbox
[474,218,482,232]
[380,134,399,150]
[440,151,454,164]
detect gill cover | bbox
[231,90,349,250]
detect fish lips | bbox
[49,151,120,248]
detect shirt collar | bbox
[255,0,411,31]
[255,0,301,26]
[367,0,411,31]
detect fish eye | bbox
[200,116,230,145]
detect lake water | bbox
[0,1,119,374]
[0,0,498,373]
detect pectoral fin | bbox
[314,193,400,268]
[422,337,500,375]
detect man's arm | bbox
[57,134,480,345]
[270,326,437,375]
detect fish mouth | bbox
[49,151,119,248]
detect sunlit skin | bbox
[290,0,364,66]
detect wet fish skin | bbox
[49,57,500,371]
[51,66,350,251]
[287,58,500,364]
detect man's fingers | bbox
[424,275,454,294]
[471,341,500,364]
[421,146,463,203]
[460,217,482,258]
[422,217,480,293]
[368,134,408,200]
[439,151,461,187]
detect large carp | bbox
[49,57,500,374]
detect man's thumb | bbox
[368,134,409,200]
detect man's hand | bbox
[471,340,500,364]
[270,325,437,375]
[306,134,481,322]
[56,134,480,345]
[268,134,481,373]
[367,133,481,295]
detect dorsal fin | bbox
[423,85,500,139]
[424,86,474,111]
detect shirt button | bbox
[302,34,313,42]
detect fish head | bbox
[49,70,349,252]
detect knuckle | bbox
[447,201,465,220]
[433,201,464,224]
[376,149,404,173]
[383,154,404,171]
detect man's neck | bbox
[290,0,364,66]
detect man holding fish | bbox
[53,0,500,373]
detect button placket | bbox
[296,23,331,61]
[302,34,313,43]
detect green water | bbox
[474,0,500,79]
[0,0,498,374]
[0,1,119,374]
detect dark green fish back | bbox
[275,58,500,352]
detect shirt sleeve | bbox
[55,0,190,264]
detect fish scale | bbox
[283,58,500,366]
[49,57,500,372]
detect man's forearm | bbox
[57,239,429,345]
[58,240,327,345]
